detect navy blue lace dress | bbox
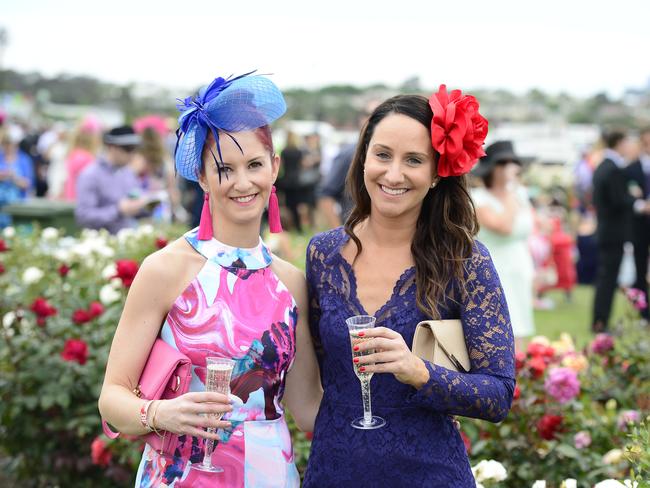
[303,228,515,488]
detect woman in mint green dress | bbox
[471,141,535,348]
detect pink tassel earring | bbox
[268,186,283,234]
[197,193,214,240]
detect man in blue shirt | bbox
[75,126,147,234]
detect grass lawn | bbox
[533,285,628,348]
[279,230,628,350]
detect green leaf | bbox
[555,443,579,459]
[40,395,55,409]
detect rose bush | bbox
[1,225,649,487]
[461,313,650,487]
[0,225,181,487]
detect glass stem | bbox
[361,378,373,425]
[202,428,216,467]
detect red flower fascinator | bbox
[429,85,488,177]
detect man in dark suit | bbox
[591,130,650,332]
[625,127,650,319]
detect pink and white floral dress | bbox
[135,228,300,487]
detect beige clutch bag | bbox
[412,319,471,373]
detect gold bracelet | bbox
[149,400,164,438]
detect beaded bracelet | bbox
[139,400,154,431]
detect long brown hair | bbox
[344,95,479,318]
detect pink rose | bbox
[574,430,591,449]
[544,367,580,404]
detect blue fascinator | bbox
[174,71,287,182]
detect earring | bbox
[430,181,437,189]
[197,193,213,240]
[268,185,283,233]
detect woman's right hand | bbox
[153,392,233,441]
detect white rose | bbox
[138,223,154,236]
[602,449,624,465]
[561,480,577,488]
[531,482,547,488]
[529,335,551,346]
[471,460,507,482]
[594,481,626,488]
[41,227,60,241]
[102,263,117,280]
[81,228,100,240]
[3,226,15,238]
[53,248,71,262]
[100,284,121,305]
[97,245,115,258]
[62,283,72,292]
[116,228,135,243]
[22,267,44,285]
[3,312,16,329]
[71,243,92,258]
[110,277,123,289]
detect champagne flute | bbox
[192,357,235,473]
[347,315,386,430]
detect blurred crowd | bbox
[0,108,648,338]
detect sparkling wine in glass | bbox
[347,315,386,430]
[192,357,235,473]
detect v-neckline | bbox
[335,230,415,319]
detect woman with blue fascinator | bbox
[99,72,321,487]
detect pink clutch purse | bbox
[101,338,192,455]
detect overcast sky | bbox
[2,0,649,97]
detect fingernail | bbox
[353,346,359,351]
[359,366,366,372]
[358,331,365,337]
[353,358,359,363]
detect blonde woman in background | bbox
[131,124,181,222]
[62,117,101,201]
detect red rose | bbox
[61,338,88,365]
[529,356,547,378]
[88,301,104,318]
[0,239,8,252]
[305,431,313,441]
[58,264,70,277]
[113,259,139,287]
[0,262,4,274]
[155,237,168,249]
[429,85,488,177]
[36,317,46,327]
[90,437,112,467]
[537,414,563,440]
[527,342,555,359]
[72,309,92,325]
[515,351,526,370]
[460,430,472,454]
[513,384,521,400]
[30,297,58,318]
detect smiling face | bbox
[199,129,279,233]
[363,113,437,221]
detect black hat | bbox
[472,140,523,177]
[103,125,141,147]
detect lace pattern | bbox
[303,227,515,487]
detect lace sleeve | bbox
[306,237,324,364]
[406,241,516,422]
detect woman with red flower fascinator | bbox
[99,72,321,487]
[303,87,515,486]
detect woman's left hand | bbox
[354,327,430,389]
